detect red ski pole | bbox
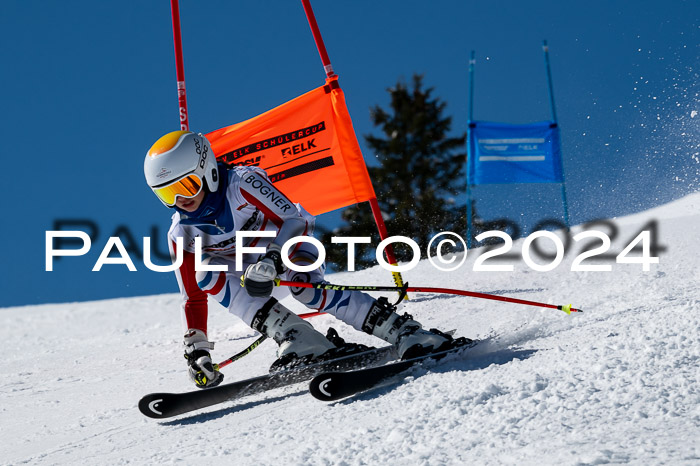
[277,281,582,314]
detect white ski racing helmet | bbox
[144,131,220,207]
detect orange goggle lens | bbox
[152,174,203,206]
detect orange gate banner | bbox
[206,77,376,215]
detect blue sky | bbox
[1,1,697,307]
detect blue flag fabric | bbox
[468,121,563,185]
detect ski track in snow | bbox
[2,194,699,465]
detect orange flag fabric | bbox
[206,77,376,215]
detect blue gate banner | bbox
[468,121,563,184]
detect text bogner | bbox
[243,175,292,213]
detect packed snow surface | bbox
[2,193,699,465]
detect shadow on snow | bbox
[332,347,538,406]
[159,390,307,426]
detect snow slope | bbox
[2,193,699,465]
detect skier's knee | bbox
[288,271,317,303]
[196,257,221,290]
[196,257,233,308]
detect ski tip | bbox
[309,372,343,402]
[138,394,170,419]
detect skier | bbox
[144,130,455,388]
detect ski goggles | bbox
[152,173,203,206]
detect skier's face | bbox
[174,189,205,212]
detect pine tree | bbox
[321,74,466,268]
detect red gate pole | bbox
[300,0,405,290]
[300,0,335,78]
[170,0,189,130]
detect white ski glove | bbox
[244,244,285,298]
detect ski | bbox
[139,344,397,419]
[308,339,479,402]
